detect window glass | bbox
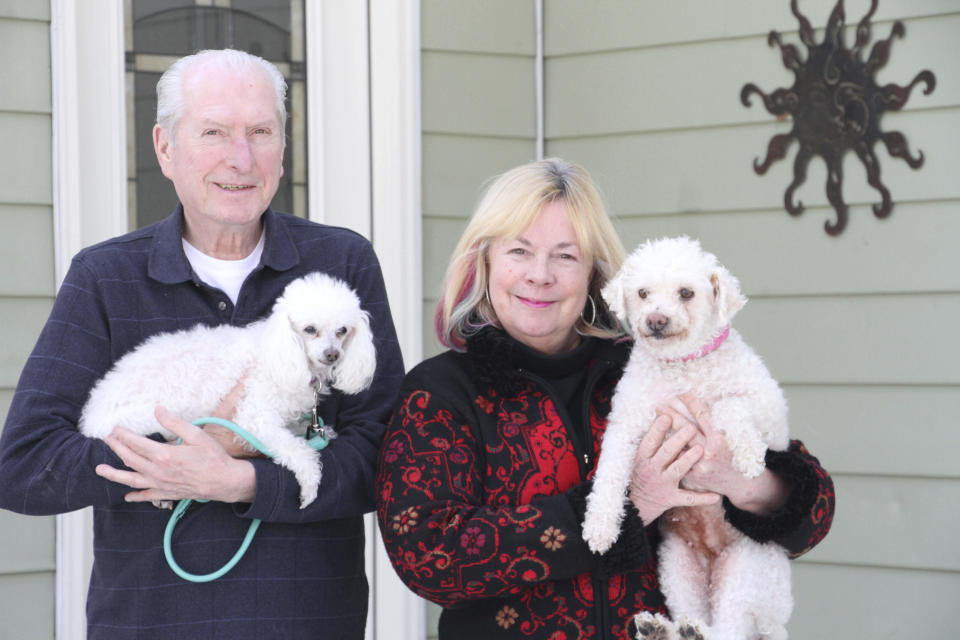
[125,0,307,228]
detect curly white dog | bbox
[79,271,377,509]
[582,237,791,640]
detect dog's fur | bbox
[582,237,791,640]
[79,272,377,509]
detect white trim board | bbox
[51,2,128,639]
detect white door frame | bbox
[50,1,423,638]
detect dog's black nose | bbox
[323,348,341,363]
[646,313,669,332]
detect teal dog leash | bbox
[163,416,330,583]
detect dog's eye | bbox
[679,288,695,300]
[304,325,317,335]
[335,326,348,338]
[638,289,648,299]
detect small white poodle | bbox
[582,237,791,640]
[79,271,377,509]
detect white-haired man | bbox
[0,49,403,639]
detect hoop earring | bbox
[581,294,597,327]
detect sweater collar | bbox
[147,204,299,284]
[465,327,611,394]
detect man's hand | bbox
[95,406,257,504]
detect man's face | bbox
[153,64,284,234]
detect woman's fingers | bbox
[651,423,697,469]
[677,488,721,508]
[678,393,716,437]
[634,413,673,461]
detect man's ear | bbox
[153,124,174,179]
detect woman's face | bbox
[487,200,592,355]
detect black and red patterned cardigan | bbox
[375,328,834,640]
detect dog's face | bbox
[268,272,377,395]
[288,310,365,377]
[602,237,746,360]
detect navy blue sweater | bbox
[0,206,404,639]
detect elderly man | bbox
[0,49,403,639]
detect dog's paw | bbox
[732,451,766,479]
[675,617,707,640]
[298,481,319,509]
[633,611,673,640]
[581,514,617,554]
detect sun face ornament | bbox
[741,0,935,235]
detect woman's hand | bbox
[95,406,257,504]
[628,412,720,524]
[659,393,789,515]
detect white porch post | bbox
[50,1,128,639]
[307,1,424,639]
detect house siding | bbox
[0,2,56,639]
[421,0,539,358]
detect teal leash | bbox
[163,414,330,583]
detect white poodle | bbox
[79,271,377,509]
[582,237,791,640]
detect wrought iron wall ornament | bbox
[741,0,935,235]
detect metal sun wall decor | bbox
[740,0,936,235]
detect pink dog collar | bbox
[669,326,730,362]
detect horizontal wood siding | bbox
[0,6,56,639]
[543,1,958,638]
[792,562,958,639]
[0,572,55,639]
[421,0,537,359]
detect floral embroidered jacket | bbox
[376,329,834,640]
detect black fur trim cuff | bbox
[722,447,820,546]
[568,482,651,579]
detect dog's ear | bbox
[601,268,631,330]
[333,311,377,395]
[261,309,312,394]
[710,266,747,326]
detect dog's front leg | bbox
[582,406,650,553]
[233,405,322,508]
[709,397,770,479]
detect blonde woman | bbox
[376,158,833,640]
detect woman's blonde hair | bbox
[435,157,627,350]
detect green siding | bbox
[0,205,55,296]
[422,0,535,55]
[0,6,56,640]
[791,563,959,639]
[0,17,51,113]
[0,112,53,205]
[421,0,537,363]
[0,0,48,21]
[0,572,55,639]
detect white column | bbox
[307,2,424,639]
[50,1,128,639]
[369,0,424,639]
